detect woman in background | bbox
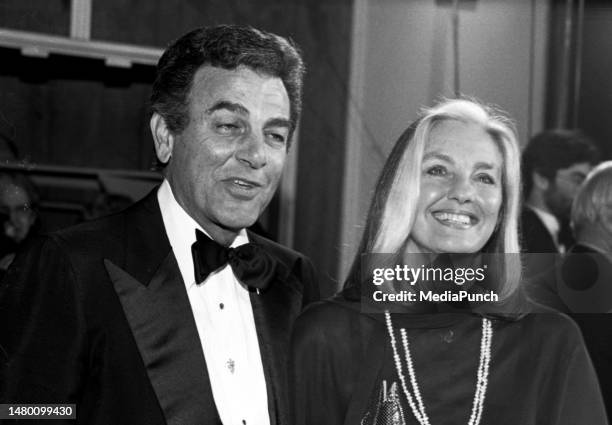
[290,98,606,424]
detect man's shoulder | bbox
[248,231,309,265]
[248,231,320,302]
[514,309,583,345]
[48,191,160,255]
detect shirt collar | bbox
[157,179,249,286]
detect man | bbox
[0,25,318,425]
[521,129,600,278]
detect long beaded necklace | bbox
[384,310,493,425]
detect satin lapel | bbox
[249,253,303,425]
[106,255,220,425]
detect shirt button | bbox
[226,359,235,373]
[242,421,247,425]
[219,303,224,310]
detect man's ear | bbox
[150,112,174,164]
[533,171,550,191]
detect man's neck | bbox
[201,224,241,247]
[526,190,552,215]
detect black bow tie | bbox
[191,229,275,292]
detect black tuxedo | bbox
[0,190,319,424]
[520,207,565,280]
[520,208,558,254]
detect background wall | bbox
[577,2,612,159]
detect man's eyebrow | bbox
[265,117,292,129]
[205,101,249,116]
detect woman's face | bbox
[406,119,503,254]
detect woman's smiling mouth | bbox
[432,211,478,229]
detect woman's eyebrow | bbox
[474,162,498,170]
[422,152,453,163]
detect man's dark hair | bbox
[150,25,305,142]
[521,129,601,196]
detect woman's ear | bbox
[150,113,174,164]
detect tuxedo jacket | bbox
[0,190,319,425]
[520,208,557,254]
[520,208,561,281]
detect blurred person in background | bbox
[0,172,39,274]
[82,190,134,221]
[526,161,612,417]
[521,130,600,278]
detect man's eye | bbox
[426,165,447,176]
[266,132,287,144]
[216,123,241,135]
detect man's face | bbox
[160,65,291,236]
[545,162,593,221]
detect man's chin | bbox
[217,215,260,233]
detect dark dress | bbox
[291,296,608,425]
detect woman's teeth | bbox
[433,212,472,225]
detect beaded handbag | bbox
[361,380,406,425]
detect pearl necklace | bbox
[384,310,493,425]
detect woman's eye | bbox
[426,165,447,176]
[477,174,496,185]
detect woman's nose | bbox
[447,176,476,203]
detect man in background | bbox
[521,129,600,278]
[1,25,318,425]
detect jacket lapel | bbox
[248,234,304,425]
[106,190,220,425]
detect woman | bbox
[290,98,607,424]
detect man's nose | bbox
[448,176,476,203]
[236,132,267,169]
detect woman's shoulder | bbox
[502,306,584,347]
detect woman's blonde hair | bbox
[345,98,523,301]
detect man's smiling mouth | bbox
[222,177,265,200]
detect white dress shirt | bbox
[157,180,270,425]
